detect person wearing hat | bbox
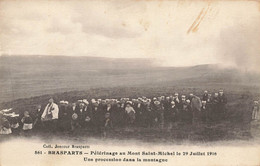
[252,101,259,120]
[41,98,59,132]
[58,100,70,131]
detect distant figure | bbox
[153,101,164,129]
[166,101,178,130]
[181,102,192,124]
[252,101,259,121]
[0,111,12,135]
[83,100,92,129]
[125,103,136,126]
[76,102,87,128]
[212,92,220,121]
[201,101,209,123]
[179,95,186,109]
[58,101,70,131]
[143,101,153,128]
[41,98,59,132]
[173,93,180,108]
[112,102,124,127]
[218,89,227,119]
[104,103,113,129]
[69,103,79,132]
[202,90,208,102]
[134,99,145,127]
[91,102,104,135]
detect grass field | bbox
[0,85,259,143]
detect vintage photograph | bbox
[0,0,260,165]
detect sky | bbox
[0,0,259,70]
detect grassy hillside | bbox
[1,55,259,103]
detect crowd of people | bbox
[0,89,259,136]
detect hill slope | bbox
[0,55,259,103]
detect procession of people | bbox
[0,89,259,136]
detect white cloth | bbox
[41,102,59,120]
[23,123,33,130]
[0,127,12,134]
[125,106,135,114]
[11,123,19,129]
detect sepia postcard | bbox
[0,0,260,165]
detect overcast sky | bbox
[0,0,259,70]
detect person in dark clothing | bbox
[152,101,164,129]
[218,89,227,120]
[21,111,33,135]
[91,102,105,135]
[69,103,79,132]
[112,102,124,128]
[76,103,87,128]
[83,100,92,129]
[104,103,113,129]
[9,116,20,135]
[179,95,186,110]
[163,97,171,112]
[211,93,220,122]
[173,93,181,109]
[32,105,43,131]
[58,101,70,131]
[201,101,209,123]
[134,99,145,127]
[202,90,209,102]
[181,102,192,124]
[143,101,154,128]
[166,101,178,130]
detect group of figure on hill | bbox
[0,89,259,136]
